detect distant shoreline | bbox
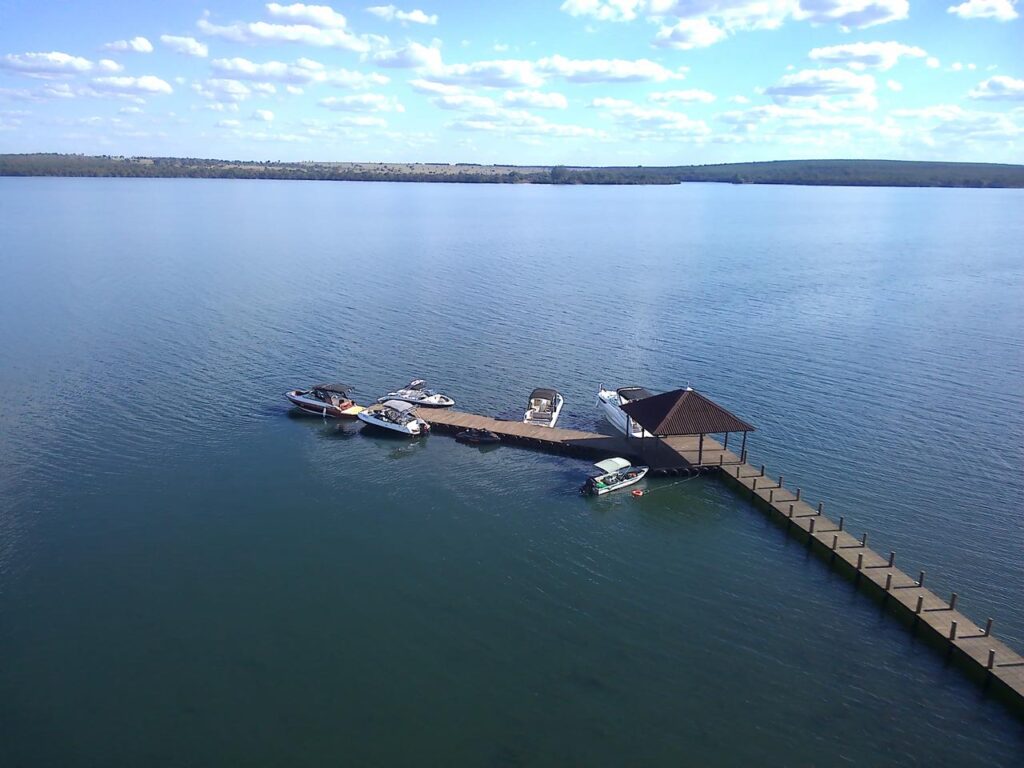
[2,154,1023,189]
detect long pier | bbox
[414,406,1024,714]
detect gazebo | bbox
[620,388,755,467]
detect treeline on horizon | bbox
[2,153,1023,188]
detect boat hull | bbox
[286,391,364,419]
[377,394,455,408]
[523,394,564,428]
[596,390,652,438]
[357,410,429,436]
[584,466,649,496]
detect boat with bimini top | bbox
[358,400,431,436]
[523,388,563,428]
[377,379,455,408]
[580,457,649,496]
[285,383,364,418]
[596,385,655,438]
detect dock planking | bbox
[414,405,1024,715]
[413,408,741,470]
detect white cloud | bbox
[103,36,154,53]
[887,79,903,91]
[730,94,751,104]
[503,89,569,109]
[372,41,443,68]
[559,0,643,22]
[218,119,242,127]
[926,56,941,68]
[591,96,711,139]
[947,0,1018,20]
[196,14,376,52]
[366,5,439,25]
[765,67,877,109]
[193,78,257,102]
[968,75,1024,100]
[92,75,173,95]
[891,103,1022,143]
[0,51,94,78]
[266,2,349,28]
[97,59,123,73]
[211,56,388,88]
[119,105,143,114]
[319,93,405,111]
[653,17,728,49]
[649,89,716,103]
[808,41,926,71]
[447,108,601,139]
[794,0,909,29]
[431,59,543,88]
[161,35,209,57]
[537,55,684,83]
[252,109,275,121]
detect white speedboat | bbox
[285,383,364,418]
[580,457,649,496]
[523,388,563,428]
[377,379,455,408]
[358,400,430,436]
[596,385,654,438]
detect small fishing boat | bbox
[580,457,649,496]
[285,383,364,418]
[455,428,500,445]
[377,379,455,408]
[596,385,654,438]
[357,400,430,436]
[523,388,563,428]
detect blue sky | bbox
[1,0,1021,164]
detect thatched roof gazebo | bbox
[620,388,755,466]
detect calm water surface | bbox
[1,178,1022,766]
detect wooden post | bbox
[789,504,794,517]
[915,596,923,614]
[760,464,765,477]
[861,532,868,548]
[769,489,774,502]
[884,573,892,591]
[856,553,863,570]
[918,570,925,588]
[698,433,704,465]
[832,535,838,550]
[796,488,801,501]
[740,431,747,461]
[838,516,844,531]
[987,649,996,669]
[778,475,783,488]
[950,593,958,611]
[752,478,758,490]
[818,501,824,515]
[888,551,895,567]
[949,621,957,640]
[723,432,729,449]
[984,618,993,637]
[808,518,815,534]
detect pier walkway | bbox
[412,408,742,470]
[413,405,1024,715]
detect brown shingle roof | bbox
[620,388,755,435]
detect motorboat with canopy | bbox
[377,379,455,408]
[596,385,655,438]
[357,399,430,436]
[285,383,364,418]
[580,457,649,496]
[523,388,564,428]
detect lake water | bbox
[1,178,1022,766]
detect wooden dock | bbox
[412,408,742,471]
[414,406,1024,715]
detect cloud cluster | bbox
[161,35,209,57]
[808,41,927,71]
[765,67,878,110]
[211,56,388,88]
[968,75,1024,100]
[319,92,405,112]
[103,36,154,53]
[366,5,439,25]
[947,0,1018,21]
[197,4,381,52]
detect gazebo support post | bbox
[740,431,748,461]
[723,432,729,450]
[698,433,704,465]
